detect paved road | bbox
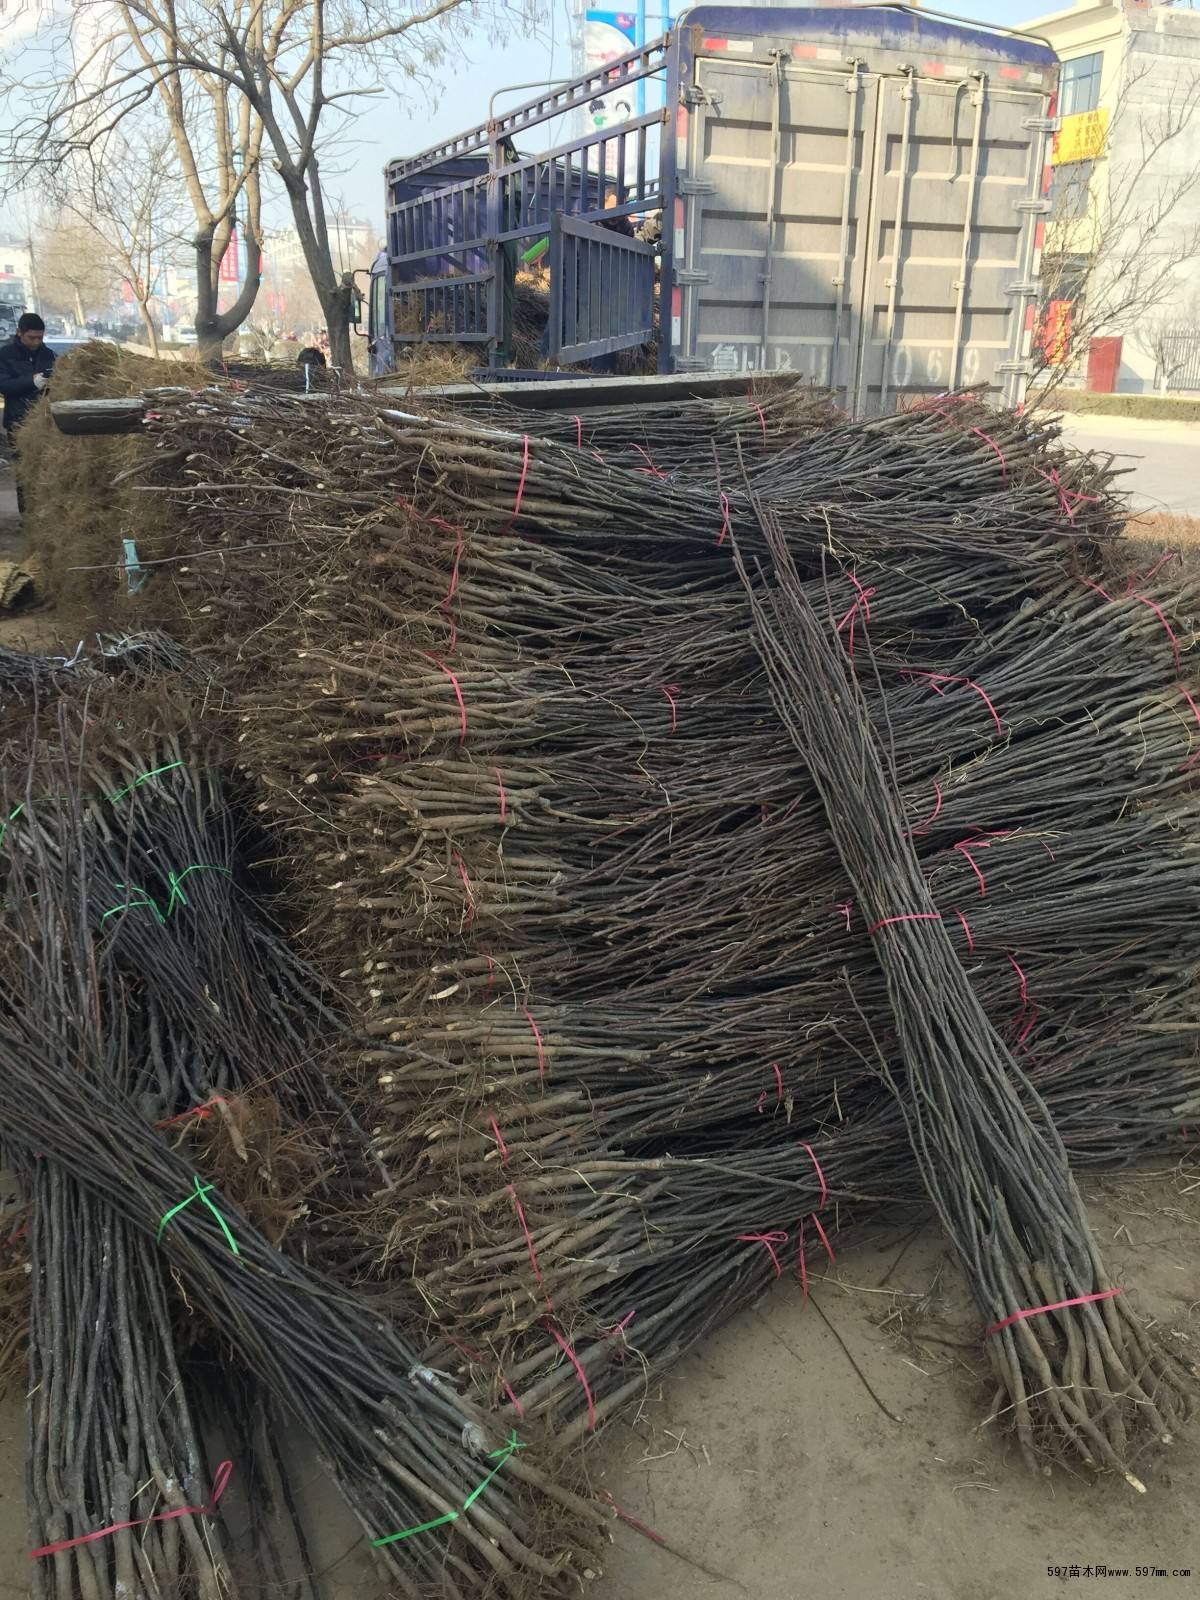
[1057,413,1200,518]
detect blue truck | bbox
[368,4,1058,412]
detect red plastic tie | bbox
[1006,952,1029,1010]
[154,1096,229,1130]
[489,1116,509,1164]
[910,779,943,835]
[508,1184,552,1311]
[1041,466,1101,522]
[494,766,508,824]
[1080,574,1114,602]
[501,1379,525,1417]
[629,443,667,480]
[600,1490,666,1546]
[1015,1005,1038,1049]
[442,530,465,612]
[985,1286,1123,1339]
[835,900,854,932]
[953,908,975,955]
[737,1230,788,1280]
[395,494,465,538]
[523,1007,546,1079]
[1140,549,1175,585]
[835,572,876,662]
[605,1308,637,1339]
[809,1211,836,1264]
[716,491,731,547]
[868,911,942,935]
[30,1462,232,1560]
[955,840,988,898]
[904,670,1003,741]
[420,652,468,745]
[796,1211,836,1302]
[1178,684,1200,772]
[1133,593,1182,673]
[660,683,680,733]
[801,1142,828,1211]
[544,1322,596,1430]
[504,435,530,530]
[454,851,475,928]
[572,414,583,450]
[970,425,1008,478]
[797,1229,810,1303]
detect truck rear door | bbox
[671,13,1055,410]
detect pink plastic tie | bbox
[737,1230,788,1280]
[986,1286,1122,1339]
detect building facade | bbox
[266,216,379,277]
[1023,0,1200,392]
[0,242,34,320]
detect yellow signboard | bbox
[1052,107,1109,165]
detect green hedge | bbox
[1033,388,1200,423]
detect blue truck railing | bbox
[548,214,656,364]
[377,31,671,371]
[373,8,1058,395]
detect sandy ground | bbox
[591,1168,1200,1600]
[1,450,1198,1599]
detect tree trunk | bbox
[194,228,224,363]
[323,278,355,374]
[193,224,262,366]
[73,289,86,329]
[137,302,160,356]
[276,166,356,377]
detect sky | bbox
[332,0,1059,227]
[0,0,1060,238]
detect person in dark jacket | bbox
[0,312,56,443]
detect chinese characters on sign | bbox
[1052,107,1109,165]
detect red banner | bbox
[218,228,239,284]
[1039,300,1073,367]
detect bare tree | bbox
[1033,52,1200,399]
[272,259,326,335]
[0,6,266,361]
[1,0,530,371]
[59,132,193,356]
[36,217,122,327]
[1134,292,1200,394]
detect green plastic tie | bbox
[0,804,25,849]
[100,885,167,926]
[102,864,231,926]
[107,760,185,805]
[372,1511,459,1547]
[164,863,232,916]
[371,1431,524,1547]
[156,1175,240,1255]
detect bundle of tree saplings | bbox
[96,382,1200,1472]
[734,510,1195,1484]
[0,696,607,1597]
